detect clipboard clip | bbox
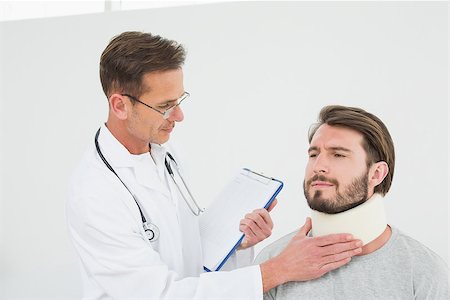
[242,168,273,185]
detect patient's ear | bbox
[368,161,389,190]
[109,93,129,120]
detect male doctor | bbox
[66,31,362,299]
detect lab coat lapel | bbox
[134,157,171,199]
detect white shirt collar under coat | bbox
[97,124,169,196]
[310,193,387,245]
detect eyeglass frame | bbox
[121,92,190,119]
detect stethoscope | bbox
[164,151,204,216]
[94,127,203,242]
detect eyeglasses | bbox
[121,92,190,119]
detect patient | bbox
[255,105,449,299]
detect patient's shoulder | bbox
[255,230,299,264]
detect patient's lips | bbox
[311,181,334,188]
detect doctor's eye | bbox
[159,101,177,110]
[309,153,317,158]
[334,153,346,158]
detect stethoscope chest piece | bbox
[143,221,160,242]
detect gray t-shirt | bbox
[255,227,449,300]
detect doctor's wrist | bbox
[259,256,288,293]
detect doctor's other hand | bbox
[260,217,363,293]
[238,199,278,250]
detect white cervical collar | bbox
[311,193,387,245]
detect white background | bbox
[0,2,448,299]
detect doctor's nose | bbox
[164,91,188,122]
[167,105,184,122]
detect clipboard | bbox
[199,168,284,272]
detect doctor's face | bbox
[303,124,370,214]
[126,69,185,146]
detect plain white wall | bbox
[0,2,448,299]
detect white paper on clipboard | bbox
[199,168,283,272]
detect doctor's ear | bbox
[368,161,389,189]
[109,93,129,120]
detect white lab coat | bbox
[66,124,262,300]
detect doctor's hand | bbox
[260,217,363,292]
[237,199,278,250]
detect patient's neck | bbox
[310,193,391,255]
[359,225,391,255]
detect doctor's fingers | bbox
[239,218,270,241]
[245,209,274,231]
[266,198,278,212]
[318,239,363,258]
[319,246,362,268]
[313,232,358,247]
[238,213,272,240]
[298,217,312,236]
[239,223,257,247]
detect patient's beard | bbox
[303,171,369,214]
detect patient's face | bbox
[303,124,369,214]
